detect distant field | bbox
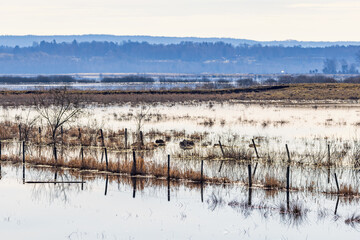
[0,83,360,106]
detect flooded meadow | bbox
[1,99,360,239]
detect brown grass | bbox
[339,185,359,196]
[263,176,282,190]
[1,83,360,107]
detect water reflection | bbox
[2,162,360,234]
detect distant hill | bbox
[1,35,360,48]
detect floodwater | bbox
[2,101,360,239]
[0,162,360,240]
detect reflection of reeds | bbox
[279,202,309,226]
[1,154,229,184]
[345,214,360,227]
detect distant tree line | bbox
[0,40,359,62]
[0,40,359,74]
[1,74,360,87]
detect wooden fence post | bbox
[200,160,204,183]
[104,147,108,171]
[81,146,84,168]
[125,128,128,149]
[248,164,252,188]
[131,150,137,175]
[252,139,259,158]
[22,141,25,164]
[286,144,291,162]
[140,131,144,147]
[100,129,105,147]
[38,127,41,144]
[218,140,225,172]
[61,126,64,144]
[334,173,340,194]
[54,145,57,163]
[19,124,22,141]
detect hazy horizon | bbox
[2,0,360,41]
[1,34,360,43]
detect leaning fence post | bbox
[218,140,226,172]
[100,129,105,147]
[285,144,291,162]
[252,139,259,158]
[104,147,108,171]
[252,139,260,177]
[167,154,170,180]
[334,173,340,194]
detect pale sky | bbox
[1,0,359,41]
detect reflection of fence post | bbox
[104,174,109,196]
[328,144,331,165]
[334,196,340,215]
[131,150,137,175]
[0,140,2,160]
[286,166,290,209]
[167,155,170,180]
[285,144,291,209]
